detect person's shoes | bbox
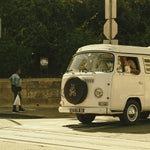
[19,106,25,112]
[12,110,18,113]
[19,108,25,112]
[12,105,18,113]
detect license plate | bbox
[70,108,84,113]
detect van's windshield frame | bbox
[67,52,114,73]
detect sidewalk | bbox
[0,107,75,119]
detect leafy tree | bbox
[0,0,150,78]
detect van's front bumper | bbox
[59,106,108,114]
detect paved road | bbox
[1,116,150,150]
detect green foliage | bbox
[117,0,150,46]
[0,0,150,77]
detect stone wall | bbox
[0,78,61,107]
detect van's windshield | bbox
[67,52,114,73]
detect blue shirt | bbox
[9,73,22,87]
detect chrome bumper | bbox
[59,106,108,114]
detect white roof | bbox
[77,44,150,55]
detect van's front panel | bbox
[59,73,113,114]
[59,52,114,114]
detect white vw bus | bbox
[59,44,150,125]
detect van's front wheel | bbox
[119,100,140,125]
[76,114,95,124]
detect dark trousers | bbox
[11,85,22,105]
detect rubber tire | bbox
[76,114,95,124]
[119,100,140,125]
[64,77,88,105]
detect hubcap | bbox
[127,104,138,122]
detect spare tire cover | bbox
[64,77,88,105]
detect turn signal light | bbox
[99,102,108,106]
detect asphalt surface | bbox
[0,106,75,119]
[2,117,150,149]
[1,108,150,149]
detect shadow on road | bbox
[0,107,75,119]
[64,118,150,134]
[0,113,43,119]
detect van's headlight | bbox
[94,88,103,98]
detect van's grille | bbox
[84,78,94,83]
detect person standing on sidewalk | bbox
[9,68,25,112]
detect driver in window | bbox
[121,57,140,75]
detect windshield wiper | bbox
[80,68,88,73]
[66,69,73,73]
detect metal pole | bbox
[109,0,112,44]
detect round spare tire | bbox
[64,77,88,105]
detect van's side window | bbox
[117,56,140,75]
[143,58,150,74]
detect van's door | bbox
[111,56,144,111]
